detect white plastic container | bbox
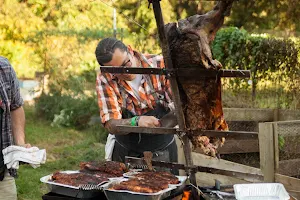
[234,183,290,200]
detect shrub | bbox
[212,27,299,88]
[35,71,100,129]
[212,27,300,108]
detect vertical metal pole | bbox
[151,1,185,132]
[120,28,124,41]
[151,1,199,199]
[113,8,117,38]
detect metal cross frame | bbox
[99,1,252,199]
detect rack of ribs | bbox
[109,171,179,193]
[134,171,179,184]
[52,161,128,187]
[80,161,127,177]
[52,171,111,187]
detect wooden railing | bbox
[219,108,300,154]
[259,120,300,198]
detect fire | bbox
[182,190,191,200]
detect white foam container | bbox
[234,183,290,200]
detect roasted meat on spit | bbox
[165,0,234,157]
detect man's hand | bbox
[138,116,160,127]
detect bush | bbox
[35,92,99,129]
[212,27,300,108]
[212,27,299,88]
[35,71,100,129]
[213,27,299,70]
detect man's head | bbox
[95,38,138,81]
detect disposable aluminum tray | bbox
[103,176,187,200]
[234,183,290,200]
[40,171,107,198]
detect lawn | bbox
[15,106,107,200]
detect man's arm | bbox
[11,106,30,147]
[105,116,160,135]
[105,118,132,135]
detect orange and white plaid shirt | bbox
[96,50,173,124]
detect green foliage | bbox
[35,78,99,129]
[213,27,299,72]
[212,27,299,92]
[1,0,300,119]
[278,135,285,150]
[1,0,299,78]
[212,27,300,109]
[16,106,105,200]
[228,0,300,34]
[0,40,41,78]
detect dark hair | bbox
[95,38,127,65]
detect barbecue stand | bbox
[99,0,254,199]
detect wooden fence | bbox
[259,120,300,198]
[176,119,300,199]
[224,108,300,122]
[219,108,300,154]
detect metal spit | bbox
[99,0,253,199]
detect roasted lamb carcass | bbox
[80,161,127,177]
[165,1,234,157]
[52,171,110,187]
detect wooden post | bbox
[273,123,279,173]
[259,122,275,182]
[273,108,279,121]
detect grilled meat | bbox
[51,161,127,187]
[110,171,179,193]
[52,171,110,187]
[80,161,127,177]
[110,178,169,193]
[135,171,179,184]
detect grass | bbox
[15,106,107,200]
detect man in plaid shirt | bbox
[0,56,31,200]
[95,38,178,172]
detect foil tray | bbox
[103,176,187,200]
[234,183,290,200]
[40,170,107,198]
